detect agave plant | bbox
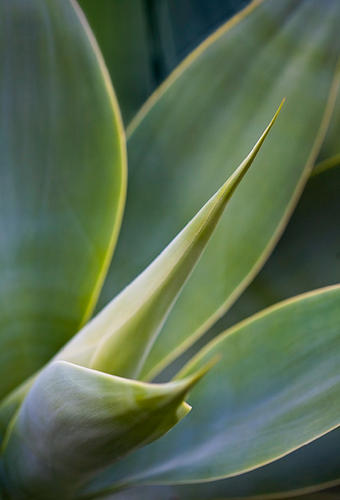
[0,0,339,499]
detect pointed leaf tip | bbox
[217,100,285,206]
[56,107,279,382]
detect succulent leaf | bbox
[0,0,126,400]
[82,285,340,494]
[172,168,340,500]
[1,360,210,499]
[0,103,281,450]
[58,103,283,379]
[95,0,340,384]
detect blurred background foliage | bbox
[79,0,251,124]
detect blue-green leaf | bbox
[59,104,282,379]
[96,0,340,383]
[82,285,340,494]
[0,0,126,399]
[1,361,209,499]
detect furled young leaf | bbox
[82,285,340,496]
[96,0,340,383]
[1,360,210,499]
[54,104,281,380]
[0,0,126,400]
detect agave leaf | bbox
[158,168,340,500]
[88,432,340,499]
[95,0,340,383]
[70,166,340,500]
[0,0,126,399]
[0,94,282,446]
[54,104,281,380]
[82,285,340,495]
[1,360,212,499]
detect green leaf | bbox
[157,168,340,500]
[1,360,210,499]
[82,285,340,495]
[57,104,282,380]
[0,67,282,448]
[71,164,340,500]
[0,0,126,400]
[96,0,340,382]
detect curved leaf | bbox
[82,285,340,494]
[0,105,282,449]
[87,432,340,499]
[1,361,209,499]
[75,166,340,500]
[151,168,340,500]
[96,0,340,382]
[0,0,126,399]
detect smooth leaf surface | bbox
[88,431,340,499]
[0,104,281,448]
[83,285,340,494]
[0,0,126,399]
[1,361,210,499]
[58,106,281,379]
[96,0,340,382]
[77,166,340,500]
[149,167,340,499]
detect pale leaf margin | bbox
[139,53,340,382]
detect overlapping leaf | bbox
[82,285,340,496]
[0,0,126,400]
[0,105,281,450]
[96,0,340,382]
[58,106,281,379]
[1,360,211,499]
[162,168,340,500]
